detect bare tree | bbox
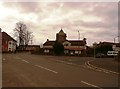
[13,21,33,50]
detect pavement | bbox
[51,56,120,75]
[86,58,120,75]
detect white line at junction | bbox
[81,81,103,89]
[22,60,30,64]
[35,64,58,74]
[86,60,119,75]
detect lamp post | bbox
[78,30,80,40]
[78,31,80,56]
[93,42,97,59]
[113,36,119,52]
[113,36,119,60]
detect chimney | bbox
[47,39,49,42]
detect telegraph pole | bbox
[78,30,80,40]
[78,31,80,56]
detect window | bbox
[9,42,11,45]
[64,50,69,54]
[44,49,49,53]
[65,44,68,46]
[64,44,68,46]
[9,48,11,51]
[75,51,79,54]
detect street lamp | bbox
[113,36,119,60]
[78,31,80,56]
[78,30,80,40]
[93,42,97,59]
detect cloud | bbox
[2,2,40,13]
[0,2,118,45]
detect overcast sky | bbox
[0,1,119,46]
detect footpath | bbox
[86,58,120,75]
[53,56,120,75]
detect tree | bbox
[53,42,64,55]
[13,21,33,50]
[96,44,113,54]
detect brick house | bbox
[2,31,17,52]
[43,29,87,56]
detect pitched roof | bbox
[2,32,16,42]
[68,40,86,46]
[99,42,119,46]
[43,40,86,46]
[43,41,55,46]
[57,29,66,35]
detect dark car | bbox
[95,53,106,58]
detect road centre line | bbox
[52,59,87,68]
[81,81,103,89]
[35,64,58,74]
[22,60,29,64]
[52,59,74,65]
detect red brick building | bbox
[43,29,87,56]
[2,31,17,52]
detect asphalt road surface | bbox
[2,53,119,88]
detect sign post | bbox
[112,45,116,51]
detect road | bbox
[2,53,119,88]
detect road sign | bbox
[112,45,116,50]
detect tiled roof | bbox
[43,41,55,46]
[99,42,119,46]
[58,29,65,35]
[68,40,86,46]
[43,40,86,46]
[2,32,16,42]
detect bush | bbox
[53,42,64,55]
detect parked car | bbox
[107,51,118,58]
[95,53,106,58]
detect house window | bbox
[64,44,68,46]
[44,49,49,53]
[75,51,79,54]
[64,50,69,54]
[78,51,81,54]
[65,44,68,46]
[9,48,11,51]
[70,51,74,55]
[9,42,11,45]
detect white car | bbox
[107,51,118,56]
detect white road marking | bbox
[81,81,103,89]
[35,65,58,74]
[22,60,29,63]
[53,59,74,65]
[52,59,87,68]
[86,60,120,75]
[2,58,6,61]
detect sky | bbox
[0,0,119,46]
